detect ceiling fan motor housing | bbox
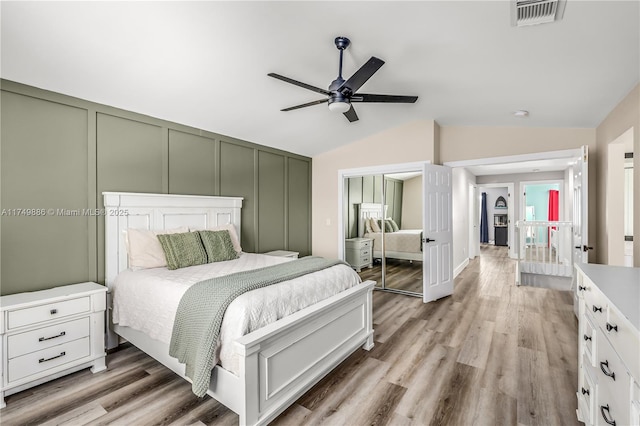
[328,91,350,106]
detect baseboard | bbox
[454,258,470,278]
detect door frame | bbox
[337,161,431,297]
[476,182,516,258]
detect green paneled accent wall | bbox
[257,151,285,253]
[168,130,217,196]
[1,91,91,293]
[345,176,404,238]
[288,158,310,256]
[0,80,312,295]
[219,141,257,253]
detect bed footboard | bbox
[233,280,375,426]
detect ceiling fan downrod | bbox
[334,37,350,81]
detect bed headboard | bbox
[103,192,243,289]
[358,203,387,237]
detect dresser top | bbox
[576,263,640,330]
[1,282,106,310]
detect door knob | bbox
[423,238,435,243]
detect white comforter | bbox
[112,253,361,375]
[365,229,423,253]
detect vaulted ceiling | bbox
[2,1,638,157]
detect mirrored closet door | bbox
[342,170,423,297]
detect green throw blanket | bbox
[169,256,348,397]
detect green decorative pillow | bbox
[198,230,239,263]
[389,219,400,232]
[377,219,394,233]
[157,232,208,270]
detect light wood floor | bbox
[1,246,579,426]
[358,258,424,294]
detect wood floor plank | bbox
[456,319,495,369]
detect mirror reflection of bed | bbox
[343,172,423,296]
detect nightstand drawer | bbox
[8,337,91,383]
[8,317,90,359]
[7,297,91,330]
[358,240,371,249]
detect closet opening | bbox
[338,162,454,303]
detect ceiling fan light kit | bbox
[268,36,418,122]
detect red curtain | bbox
[548,189,559,247]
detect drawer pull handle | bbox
[600,404,616,426]
[606,323,618,332]
[581,387,589,396]
[50,309,58,315]
[578,285,586,291]
[593,305,602,313]
[39,331,66,342]
[600,360,615,380]
[583,334,592,341]
[39,351,66,363]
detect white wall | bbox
[452,167,476,274]
[401,175,422,229]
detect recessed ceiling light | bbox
[514,110,529,118]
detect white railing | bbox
[515,221,573,282]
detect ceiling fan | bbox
[268,37,418,122]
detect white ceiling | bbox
[1,1,638,157]
[465,157,579,176]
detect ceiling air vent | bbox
[511,0,567,27]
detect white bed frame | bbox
[104,192,375,426]
[358,203,423,262]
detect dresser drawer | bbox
[7,317,90,359]
[596,334,630,406]
[7,297,91,330]
[582,315,597,367]
[578,362,596,425]
[596,391,630,426]
[605,306,640,380]
[583,289,607,332]
[8,336,91,383]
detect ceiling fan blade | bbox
[338,57,385,94]
[281,99,328,111]
[268,73,330,96]
[343,105,359,122]
[351,93,418,103]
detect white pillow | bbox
[370,218,381,233]
[190,223,242,254]
[126,227,189,270]
[364,218,373,234]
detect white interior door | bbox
[423,164,453,303]
[573,145,590,263]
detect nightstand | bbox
[264,250,300,259]
[0,282,107,408]
[345,238,373,272]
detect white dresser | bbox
[575,263,640,426]
[0,282,107,408]
[345,238,373,272]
